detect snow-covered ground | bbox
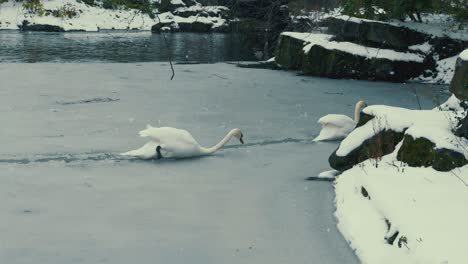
[334,95,468,264]
[336,152,468,264]
[0,63,444,263]
[413,55,458,84]
[0,0,227,31]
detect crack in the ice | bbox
[0,137,312,164]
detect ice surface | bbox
[0,63,447,264]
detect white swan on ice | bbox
[314,100,367,142]
[121,126,244,159]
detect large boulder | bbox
[177,21,213,32]
[328,112,404,171]
[329,129,405,171]
[326,16,428,51]
[397,135,467,171]
[449,52,468,101]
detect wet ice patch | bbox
[57,97,120,105]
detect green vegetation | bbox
[22,0,78,18]
[0,0,8,4]
[22,0,45,16]
[341,0,467,23]
[53,4,78,18]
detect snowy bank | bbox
[335,153,468,264]
[0,0,158,31]
[0,0,229,31]
[331,93,468,263]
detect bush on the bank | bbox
[341,0,467,23]
[101,0,155,17]
[22,0,45,15]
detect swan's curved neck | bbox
[201,129,237,154]
[354,104,362,123]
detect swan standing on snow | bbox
[121,126,244,159]
[313,100,367,141]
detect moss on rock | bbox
[301,44,426,82]
[397,135,467,171]
[274,34,306,70]
[329,128,405,171]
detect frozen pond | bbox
[0,63,447,263]
[0,31,259,63]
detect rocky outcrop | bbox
[275,15,466,82]
[275,33,307,70]
[449,55,468,101]
[173,5,230,19]
[275,33,427,82]
[151,21,179,33]
[302,44,426,82]
[326,16,428,51]
[429,37,468,60]
[397,135,467,171]
[159,0,187,12]
[178,21,213,32]
[19,20,64,32]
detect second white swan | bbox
[121,126,244,159]
[314,100,367,141]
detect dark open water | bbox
[0,31,261,63]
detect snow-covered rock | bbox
[329,99,468,172]
[326,15,429,50]
[275,32,426,82]
[151,11,228,32]
[450,49,468,101]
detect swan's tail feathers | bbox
[120,141,158,159]
[313,133,328,142]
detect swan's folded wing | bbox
[318,114,353,126]
[138,126,197,145]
